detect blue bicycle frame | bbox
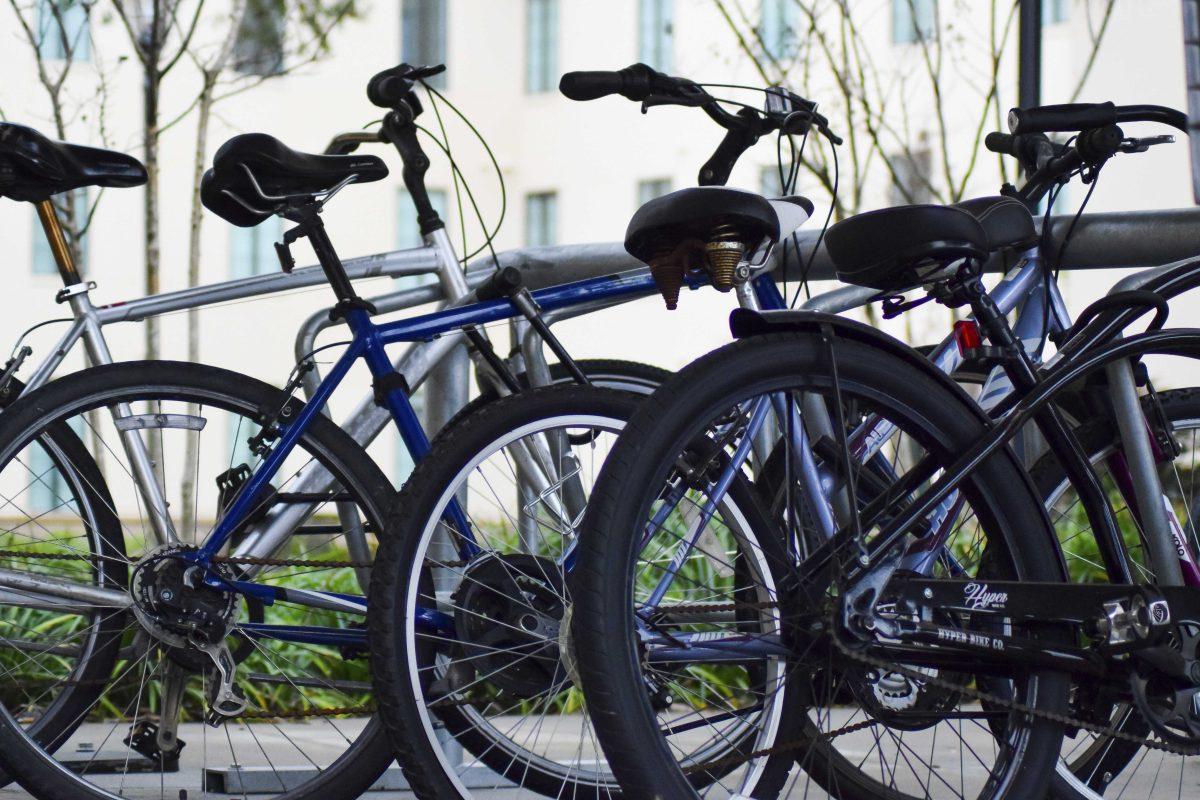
[176,268,789,647]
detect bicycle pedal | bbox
[123,720,186,770]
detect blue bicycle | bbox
[0,63,815,799]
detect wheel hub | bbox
[452,553,568,698]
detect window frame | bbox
[36,0,90,62]
[228,217,284,279]
[525,0,558,94]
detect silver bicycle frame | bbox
[13,238,445,551]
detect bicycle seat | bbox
[201,133,388,227]
[953,195,1037,251]
[625,186,813,263]
[0,123,146,203]
[825,205,990,291]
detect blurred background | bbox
[0,0,1190,491]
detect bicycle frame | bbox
[0,263,788,646]
[634,251,1200,667]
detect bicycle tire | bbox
[0,361,400,800]
[368,385,796,797]
[572,332,1071,799]
[0,378,127,788]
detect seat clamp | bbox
[372,372,410,408]
[55,281,97,304]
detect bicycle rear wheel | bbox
[0,361,399,800]
[572,331,1071,799]
[1033,388,1200,799]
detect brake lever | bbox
[1119,134,1175,153]
[641,92,708,111]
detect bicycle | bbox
[567,101,1200,799]
[0,62,819,799]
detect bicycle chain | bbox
[828,632,1200,756]
[237,704,374,720]
[0,549,469,570]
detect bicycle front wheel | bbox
[0,361,398,800]
[368,385,795,798]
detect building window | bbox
[758,0,798,60]
[396,188,447,288]
[233,0,285,76]
[32,191,87,276]
[888,148,933,205]
[36,0,90,61]
[637,178,671,206]
[526,0,557,93]
[27,423,83,513]
[229,218,283,279]
[638,0,673,72]
[1043,0,1068,24]
[402,0,447,88]
[525,192,557,247]
[892,0,936,44]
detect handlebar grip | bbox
[1007,102,1117,134]
[985,132,1015,155]
[559,63,661,102]
[367,65,414,108]
[1115,104,1190,132]
[559,70,628,101]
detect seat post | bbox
[35,199,82,286]
[297,208,359,305]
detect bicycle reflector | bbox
[953,320,982,355]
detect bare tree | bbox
[176,0,356,538]
[6,0,108,267]
[7,0,355,536]
[713,0,1117,217]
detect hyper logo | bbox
[963,582,1008,611]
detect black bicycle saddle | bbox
[0,123,146,203]
[201,133,388,227]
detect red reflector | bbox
[953,320,982,354]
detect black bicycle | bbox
[571,101,1200,799]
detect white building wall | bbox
[0,0,1195,489]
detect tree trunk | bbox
[179,76,217,541]
[143,67,161,361]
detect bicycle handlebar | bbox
[984,131,1060,173]
[560,63,840,186]
[558,63,696,102]
[1007,101,1188,135]
[367,63,446,109]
